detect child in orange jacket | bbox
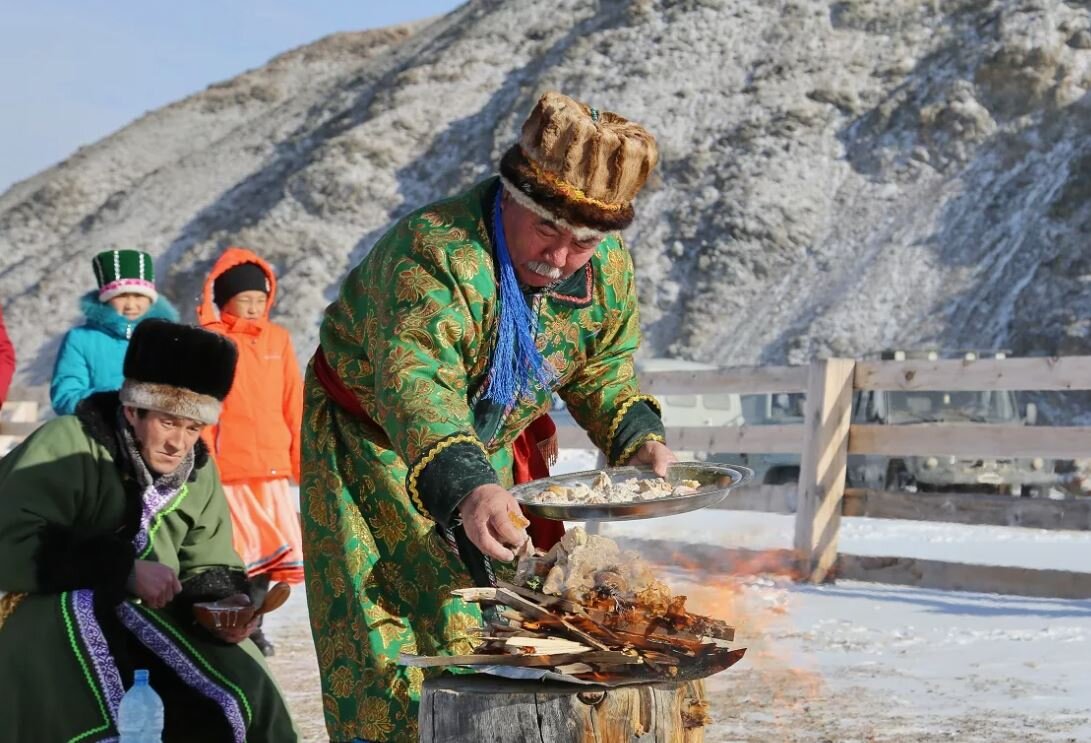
[198,246,304,656]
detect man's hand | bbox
[458,484,530,562]
[625,439,678,476]
[130,560,182,609]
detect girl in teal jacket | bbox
[50,250,178,415]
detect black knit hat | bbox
[213,262,269,308]
[119,319,238,424]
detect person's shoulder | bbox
[21,413,96,456]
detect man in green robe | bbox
[0,319,298,742]
[303,90,676,742]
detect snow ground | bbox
[551,449,1091,741]
[275,450,1091,740]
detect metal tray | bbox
[511,461,753,522]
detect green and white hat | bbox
[92,250,158,303]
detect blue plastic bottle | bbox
[117,669,164,743]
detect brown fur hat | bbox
[499,91,658,236]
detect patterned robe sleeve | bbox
[174,465,251,612]
[337,220,499,526]
[0,419,134,603]
[559,245,665,465]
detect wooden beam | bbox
[848,423,1091,459]
[709,484,796,514]
[554,423,805,454]
[613,537,1091,600]
[835,554,1091,599]
[854,356,1091,392]
[665,424,803,454]
[0,421,39,437]
[639,365,809,395]
[0,401,38,423]
[842,488,1091,531]
[795,359,856,584]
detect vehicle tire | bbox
[884,461,910,491]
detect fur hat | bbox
[93,250,158,303]
[119,319,237,425]
[499,91,658,238]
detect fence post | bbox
[794,358,855,583]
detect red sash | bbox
[314,347,565,550]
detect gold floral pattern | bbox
[303,178,659,743]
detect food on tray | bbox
[525,470,703,506]
[515,526,670,606]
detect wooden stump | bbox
[419,675,709,743]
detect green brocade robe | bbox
[0,393,297,742]
[302,177,664,742]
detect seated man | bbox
[0,319,298,742]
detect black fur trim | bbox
[500,145,636,232]
[124,319,237,401]
[174,567,252,613]
[36,524,135,605]
[75,391,211,475]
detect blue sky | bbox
[0,1,464,192]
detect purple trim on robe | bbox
[71,589,126,725]
[116,603,247,743]
[132,483,181,556]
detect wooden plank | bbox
[0,400,39,422]
[613,538,801,578]
[666,424,804,454]
[795,359,856,583]
[836,554,1091,599]
[710,484,796,514]
[555,423,805,454]
[639,365,808,394]
[854,356,1091,392]
[0,421,40,437]
[848,423,1091,459]
[612,536,1091,600]
[842,489,1091,531]
[399,651,640,668]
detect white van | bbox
[635,358,744,428]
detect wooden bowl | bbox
[193,594,256,633]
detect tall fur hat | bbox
[499,91,658,238]
[93,250,158,303]
[119,319,237,425]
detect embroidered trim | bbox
[522,155,627,213]
[499,177,607,242]
[407,434,488,518]
[616,433,666,468]
[544,264,594,305]
[136,484,189,559]
[117,603,250,742]
[61,592,115,743]
[605,394,662,453]
[72,590,126,725]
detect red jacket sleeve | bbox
[0,306,16,405]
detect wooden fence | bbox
[0,397,39,454]
[557,356,1091,599]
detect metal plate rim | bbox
[511,461,754,522]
